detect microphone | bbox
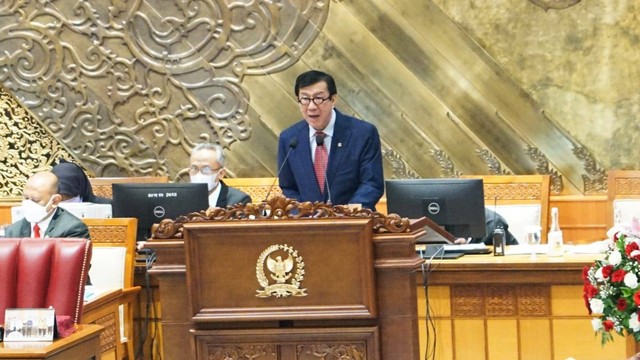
[315,133,332,205]
[492,195,505,256]
[265,138,298,202]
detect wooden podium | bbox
[146,197,425,360]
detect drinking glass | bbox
[524,225,542,260]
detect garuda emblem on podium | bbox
[256,244,307,298]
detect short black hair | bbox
[294,70,337,97]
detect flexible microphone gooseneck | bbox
[315,134,332,205]
[265,138,298,202]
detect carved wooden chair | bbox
[461,175,551,243]
[83,217,140,360]
[607,170,640,229]
[223,177,281,203]
[89,176,169,199]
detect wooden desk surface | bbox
[422,251,602,285]
[0,324,102,359]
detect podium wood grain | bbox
[146,217,425,360]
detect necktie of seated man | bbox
[33,223,41,238]
[314,131,328,194]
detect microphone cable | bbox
[265,138,299,202]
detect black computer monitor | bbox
[112,183,209,241]
[385,178,487,239]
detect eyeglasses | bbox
[298,95,332,106]
[188,165,222,176]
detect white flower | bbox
[625,272,639,288]
[590,298,605,314]
[595,267,605,281]
[608,250,622,266]
[591,318,603,331]
[630,313,640,332]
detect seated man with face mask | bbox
[189,143,252,208]
[5,171,90,239]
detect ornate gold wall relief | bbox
[0,86,78,198]
[529,0,581,11]
[0,0,328,178]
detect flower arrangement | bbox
[583,217,640,344]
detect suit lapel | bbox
[18,219,31,237]
[216,182,229,208]
[43,208,62,237]
[327,111,352,186]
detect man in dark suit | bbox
[5,171,90,238]
[277,70,384,210]
[189,143,252,208]
[454,208,518,245]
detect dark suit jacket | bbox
[471,208,518,246]
[215,180,252,207]
[277,110,384,210]
[5,207,91,239]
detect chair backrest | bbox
[82,218,137,289]
[607,170,640,229]
[0,238,92,325]
[223,177,280,203]
[462,175,551,243]
[89,176,169,199]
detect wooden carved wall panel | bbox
[614,178,640,196]
[451,286,485,317]
[483,183,542,201]
[517,285,550,316]
[92,312,118,354]
[87,226,127,245]
[207,345,277,360]
[0,1,328,178]
[297,344,366,360]
[0,86,77,198]
[485,286,518,317]
[451,285,550,317]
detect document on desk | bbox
[443,243,491,254]
[565,241,608,254]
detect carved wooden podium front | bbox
[146,197,425,360]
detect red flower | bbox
[584,283,598,300]
[634,291,640,306]
[601,265,614,279]
[617,298,628,311]
[626,242,639,256]
[612,269,627,282]
[603,320,615,331]
[582,266,591,282]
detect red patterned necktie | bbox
[33,224,41,238]
[314,131,328,194]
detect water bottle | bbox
[547,207,564,257]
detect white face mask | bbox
[22,197,54,223]
[190,173,220,192]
